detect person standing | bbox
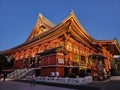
[31,75,36,86]
[3,72,7,82]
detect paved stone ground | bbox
[0,80,75,90]
[1,78,120,90]
[87,80,120,90]
[0,79,100,90]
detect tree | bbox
[0,54,7,73]
[0,54,7,68]
[0,54,14,70]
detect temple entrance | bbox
[69,67,79,78]
[71,68,79,75]
[64,67,69,77]
[35,69,41,76]
[79,69,86,77]
[64,67,79,78]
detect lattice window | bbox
[74,46,79,54]
[66,42,72,51]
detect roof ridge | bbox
[38,13,55,27]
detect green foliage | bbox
[0,54,7,68]
[0,54,14,69]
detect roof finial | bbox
[39,13,43,18]
[70,9,74,15]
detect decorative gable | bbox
[26,13,55,42]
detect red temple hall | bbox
[0,11,120,79]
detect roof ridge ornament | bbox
[70,9,74,14]
[70,9,75,16]
[38,13,43,18]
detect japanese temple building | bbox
[0,11,120,78]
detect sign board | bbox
[58,59,64,64]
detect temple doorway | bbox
[70,67,79,78]
[64,67,69,77]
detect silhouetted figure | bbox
[31,75,36,86]
[3,72,7,82]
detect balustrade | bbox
[26,76,93,85]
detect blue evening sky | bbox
[0,0,120,51]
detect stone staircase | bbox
[7,68,34,80]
